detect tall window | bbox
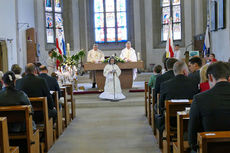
[94,0,128,43]
[45,0,65,43]
[161,0,181,41]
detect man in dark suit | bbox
[155,58,178,102]
[160,61,199,113]
[188,62,230,152]
[16,63,57,122]
[39,65,61,99]
[188,57,202,87]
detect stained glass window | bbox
[161,0,181,41]
[45,0,65,44]
[94,0,128,43]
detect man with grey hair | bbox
[120,41,137,80]
[87,44,105,88]
[159,61,198,114]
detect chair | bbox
[173,111,190,153]
[63,84,75,120]
[60,87,70,127]
[0,106,39,153]
[0,117,19,153]
[163,100,192,153]
[155,93,163,149]
[197,131,230,153]
[29,97,53,152]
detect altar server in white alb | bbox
[120,41,137,80]
[46,49,56,75]
[87,44,105,88]
[99,57,126,100]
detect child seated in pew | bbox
[148,65,162,89]
[0,71,36,132]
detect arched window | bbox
[94,0,128,43]
[161,0,181,41]
[45,0,65,44]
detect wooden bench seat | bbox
[144,82,148,117]
[173,111,190,153]
[163,100,192,153]
[60,87,70,127]
[29,97,53,152]
[63,84,76,120]
[198,131,230,153]
[52,91,63,138]
[0,106,39,153]
[0,117,19,153]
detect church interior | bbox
[0,0,230,153]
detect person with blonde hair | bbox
[199,64,210,92]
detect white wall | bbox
[0,0,17,70]
[0,0,35,71]
[211,0,230,61]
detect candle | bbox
[67,43,70,57]
[137,52,141,61]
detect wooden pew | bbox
[173,111,190,153]
[155,93,163,149]
[144,82,148,117]
[60,87,70,127]
[148,86,152,125]
[29,97,53,152]
[0,117,19,153]
[0,106,39,153]
[151,89,156,135]
[52,91,63,138]
[163,100,192,153]
[63,84,76,120]
[197,131,230,153]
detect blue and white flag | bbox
[62,37,66,56]
[203,26,210,56]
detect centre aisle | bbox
[48,106,161,153]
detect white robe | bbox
[46,57,56,75]
[120,47,137,80]
[174,50,183,60]
[87,49,105,63]
[99,64,126,100]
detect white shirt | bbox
[174,50,183,60]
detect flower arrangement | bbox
[103,56,125,63]
[51,49,86,66]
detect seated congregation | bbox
[0,63,75,153]
[146,55,230,153]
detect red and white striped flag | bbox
[166,19,174,58]
[56,38,63,69]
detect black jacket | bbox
[16,74,54,110]
[155,70,175,102]
[188,81,230,150]
[159,74,199,113]
[0,87,33,132]
[188,70,200,88]
[0,82,2,90]
[39,73,61,98]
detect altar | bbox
[84,62,144,90]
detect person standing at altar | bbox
[99,56,126,100]
[120,41,137,80]
[87,44,105,88]
[46,49,56,75]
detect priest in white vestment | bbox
[46,50,56,75]
[87,44,105,88]
[120,41,137,80]
[99,57,126,100]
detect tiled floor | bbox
[48,107,161,153]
